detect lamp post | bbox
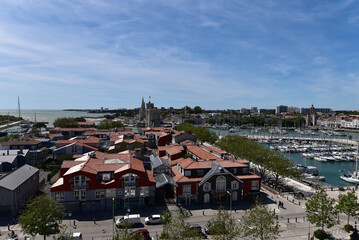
[226,191,232,216]
[308,220,310,240]
[112,198,115,239]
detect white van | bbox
[116,214,141,227]
[58,232,82,240]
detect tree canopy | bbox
[206,207,239,240]
[160,210,202,240]
[19,195,66,240]
[238,200,279,240]
[175,122,218,144]
[305,190,338,231]
[53,117,85,128]
[97,119,123,129]
[336,189,359,225]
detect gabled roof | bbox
[150,155,171,169]
[187,145,218,160]
[0,164,39,190]
[166,146,184,156]
[154,173,178,188]
[199,162,242,186]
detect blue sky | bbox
[0,0,359,110]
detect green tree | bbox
[112,219,145,240]
[193,106,203,114]
[97,119,123,129]
[239,200,279,240]
[217,135,300,185]
[53,117,85,128]
[207,207,239,240]
[306,190,338,231]
[336,189,359,225]
[19,195,66,240]
[159,210,201,240]
[175,122,218,144]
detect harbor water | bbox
[212,128,359,187]
[0,109,104,127]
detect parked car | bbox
[190,224,207,239]
[145,214,162,225]
[131,229,151,240]
[116,214,141,227]
[57,232,83,240]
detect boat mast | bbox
[18,96,21,120]
[356,143,358,179]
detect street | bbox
[0,188,353,239]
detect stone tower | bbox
[139,97,146,121]
[306,104,317,127]
[146,101,161,127]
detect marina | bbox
[212,127,359,187]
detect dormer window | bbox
[123,173,138,186]
[72,176,87,188]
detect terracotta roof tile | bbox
[187,145,219,160]
[172,165,202,183]
[166,146,184,156]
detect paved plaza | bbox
[1,188,356,239]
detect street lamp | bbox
[112,198,115,238]
[226,191,232,216]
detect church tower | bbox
[139,97,146,121]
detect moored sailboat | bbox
[340,144,359,184]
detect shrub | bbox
[344,224,354,232]
[314,229,331,240]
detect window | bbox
[184,170,191,177]
[95,190,105,199]
[102,173,111,182]
[73,176,87,188]
[54,192,64,201]
[125,186,136,197]
[251,181,260,190]
[231,181,239,190]
[233,168,237,174]
[203,182,211,192]
[123,174,137,185]
[140,187,149,196]
[197,170,204,176]
[183,184,191,194]
[74,190,86,200]
[216,176,226,193]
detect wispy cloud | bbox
[0,1,359,109]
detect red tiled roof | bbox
[172,165,202,183]
[203,145,227,155]
[146,169,155,183]
[166,146,184,156]
[187,145,218,160]
[61,161,85,169]
[237,172,261,180]
[0,140,41,146]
